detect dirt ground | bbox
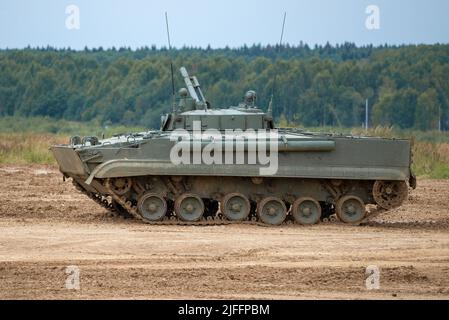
[0,165,448,300]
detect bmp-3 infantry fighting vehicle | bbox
[51,67,416,226]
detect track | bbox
[73,177,387,227]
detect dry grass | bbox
[413,142,449,178]
[0,134,68,165]
[351,125,395,138]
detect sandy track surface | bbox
[0,165,448,300]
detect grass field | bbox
[0,117,448,178]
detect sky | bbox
[0,0,449,50]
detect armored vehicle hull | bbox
[51,67,415,226]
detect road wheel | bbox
[175,193,205,222]
[222,193,251,221]
[137,193,167,222]
[257,197,287,225]
[292,197,321,225]
[336,195,366,224]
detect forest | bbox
[0,43,448,130]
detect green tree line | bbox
[0,44,448,130]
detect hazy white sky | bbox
[1,0,449,49]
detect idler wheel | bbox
[373,180,408,209]
[292,197,321,225]
[221,193,251,221]
[336,195,366,224]
[137,193,167,222]
[257,197,287,225]
[175,193,205,222]
[109,177,132,196]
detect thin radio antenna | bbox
[279,12,287,48]
[268,12,287,118]
[165,12,176,112]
